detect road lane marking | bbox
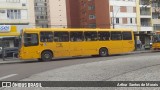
[0,74,18,80]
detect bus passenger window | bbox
[111,32,122,40]
[98,31,110,41]
[54,32,69,42]
[40,32,53,42]
[24,33,39,47]
[122,32,132,40]
[70,32,84,42]
[84,31,97,41]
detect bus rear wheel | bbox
[99,48,108,57]
[41,51,53,61]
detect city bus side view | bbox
[19,28,135,61]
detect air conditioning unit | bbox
[0,10,5,13]
[22,3,26,6]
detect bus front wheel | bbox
[41,51,53,61]
[99,48,108,57]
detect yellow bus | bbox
[19,28,135,61]
[152,31,160,50]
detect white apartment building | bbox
[110,0,137,31]
[0,0,35,49]
[0,0,35,32]
[110,0,152,47]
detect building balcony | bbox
[140,26,153,31]
[140,8,151,18]
[140,15,152,18]
[112,24,138,31]
[0,19,29,24]
[140,0,150,5]
[140,12,151,15]
[152,19,160,24]
[0,3,28,9]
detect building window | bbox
[7,10,21,19]
[89,23,96,28]
[6,0,20,3]
[116,18,119,24]
[130,18,133,24]
[88,6,95,10]
[89,14,96,19]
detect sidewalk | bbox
[129,49,152,54]
[0,50,153,64]
[0,58,23,64]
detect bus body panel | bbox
[70,42,83,56]
[54,42,70,57]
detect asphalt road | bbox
[0,52,160,81]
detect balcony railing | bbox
[141,23,151,27]
[140,12,151,15]
[140,0,150,5]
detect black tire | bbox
[99,48,108,57]
[41,51,53,61]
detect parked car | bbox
[0,47,18,58]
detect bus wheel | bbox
[99,48,108,57]
[41,51,53,61]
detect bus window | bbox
[98,31,110,41]
[40,32,53,42]
[54,31,69,42]
[24,33,38,47]
[122,32,132,40]
[84,31,97,41]
[70,31,84,42]
[111,32,122,40]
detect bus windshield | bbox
[153,34,160,43]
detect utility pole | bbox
[2,40,5,61]
[112,6,121,29]
[112,11,115,29]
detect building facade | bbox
[34,0,49,28]
[66,0,110,28]
[34,0,68,28]
[0,0,35,31]
[152,1,160,31]
[137,0,152,45]
[66,0,80,28]
[110,0,152,46]
[0,0,35,49]
[110,0,137,31]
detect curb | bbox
[0,58,35,64]
[0,50,155,64]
